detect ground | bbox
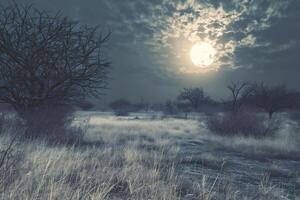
[0,111,300,199]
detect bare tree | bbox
[226,82,253,114]
[0,4,110,136]
[177,88,210,112]
[252,83,292,119]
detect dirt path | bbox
[176,137,300,197]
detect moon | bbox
[190,42,216,67]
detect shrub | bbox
[207,111,278,137]
[20,104,86,145]
[109,99,133,116]
[0,105,86,145]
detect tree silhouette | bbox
[226,82,253,114]
[177,88,210,112]
[109,99,133,116]
[0,4,111,136]
[252,83,292,119]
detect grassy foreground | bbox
[0,112,299,199]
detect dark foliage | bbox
[225,82,254,115]
[17,104,85,144]
[207,111,279,137]
[251,83,294,119]
[177,88,211,112]
[21,104,73,137]
[109,99,133,116]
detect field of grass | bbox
[0,111,300,199]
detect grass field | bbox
[0,111,300,199]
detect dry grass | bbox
[202,115,300,158]
[0,135,181,199]
[0,112,298,199]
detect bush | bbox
[207,111,278,137]
[1,105,87,145]
[109,99,133,116]
[19,104,85,144]
[21,105,74,137]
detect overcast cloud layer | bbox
[2,0,300,102]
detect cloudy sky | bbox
[4,0,300,103]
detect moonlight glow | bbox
[190,42,216,67]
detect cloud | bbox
[7,0,299,97]
[97,0,293,74]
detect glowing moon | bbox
[190,42,216,67]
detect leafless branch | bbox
[0,4,111,114]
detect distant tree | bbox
[226,82,253,114]
[177,88,210,112]
[176,100,192,119]
[109,99,132,116]
[251,83,293,119]
[0,4,111,136]
[163,100,178,115]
